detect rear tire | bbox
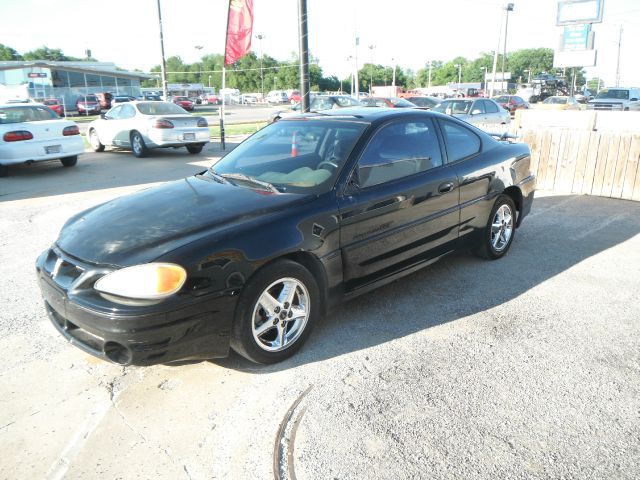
[131,131,149,158]
[231,259,319,364]
[60,156,78,167]
[473,194,516,260]
[186,145,203,154]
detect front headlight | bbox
[94,263,187,300]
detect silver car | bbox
[87,101,210,157]
[432,98,510,125]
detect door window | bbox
[357,119,443,188]
[470,101,486,115]
[483,100,500,113]
[440,121,481,162]
[120,104,136,119]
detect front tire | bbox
[231,260,319,364]
[186,144,203,154]
[60,156,77,167]
[131,131,149,158]
[473,194,516,260]
[89,129,105,152]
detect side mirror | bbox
[471,109,482,115]
[630,98,638,102]
[100,113,107,119]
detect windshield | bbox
[137,102,189,115]
[432,100,472,115]
[493,96,510,103]
[389,98,416,108]
[0,106,58,124]
[595,89,629,100]
[174,97,189,101]
[83,95,98,102]
[43,100,58,105]
[544,97,567,104]
[209,119,368,194]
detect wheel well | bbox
[503,186,523,226]
[250,252,329,315]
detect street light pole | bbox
[454,63,462,91]
[391,58,396,88]
[354,37,359,99]
[501,3,515,94]
[155,0,168,100]
[255,34,265,99]
[427,61,433,88]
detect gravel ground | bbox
[0,148,639,479]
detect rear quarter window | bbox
[440,121,482,162]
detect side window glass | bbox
[440,121,481,162]
[358,119,443,188]
[471,101,485,115]
[483,100,499,113]
[121,104,136,119]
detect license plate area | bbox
[45,145,62,154]
[183,133,195,141]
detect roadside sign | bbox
[563,24,591,50]
[556,0,604,26]
[27,73,47,78]
[485,72,511,81]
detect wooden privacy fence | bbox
[476,110,640,202]
[519,129,640,201]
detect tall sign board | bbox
[553,0,603,68]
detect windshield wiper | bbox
[199,170,230,184]
[219,173,280,193]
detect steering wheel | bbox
[317,161,339,172]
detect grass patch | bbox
[210,122,266,137]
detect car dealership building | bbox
[0,61,154,109]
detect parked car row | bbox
[0,99,211,176]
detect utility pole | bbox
[298,0,310,112]
[354,37,359,99]
[155,0,168,100]
[615,25,623,87]
[427,61,433,88]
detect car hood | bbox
[57,174,310,266]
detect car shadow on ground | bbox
[0,141,240,202]
[213,194,640,373]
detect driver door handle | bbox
[438,182,455,194]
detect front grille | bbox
[40,247,110,294]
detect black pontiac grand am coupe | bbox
[36,108,535,365]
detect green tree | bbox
[23,47,69,61]
[0,43,22,61]
[506,48,554,83]
[586,77,604,92]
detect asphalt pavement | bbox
[1,146,639,479]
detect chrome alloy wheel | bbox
[251,277,310,352]
[491,204,514,252]
[132,134,143,155]
[90,130,100,149]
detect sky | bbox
[1,0,639,87]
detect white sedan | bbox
[87,101,210,158]
[0,103,84,177]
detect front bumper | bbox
[36,248,236,366]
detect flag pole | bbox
[220,66,226,150]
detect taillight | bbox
[153,119,174,129]
[63,125,80,136]
[3,130,33,142]
[197,117,208,127]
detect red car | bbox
[76,95,101,115]
[492,95,529,115]
[172,96,194,111]
[205,94,220,105]
[42,99,65,117]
